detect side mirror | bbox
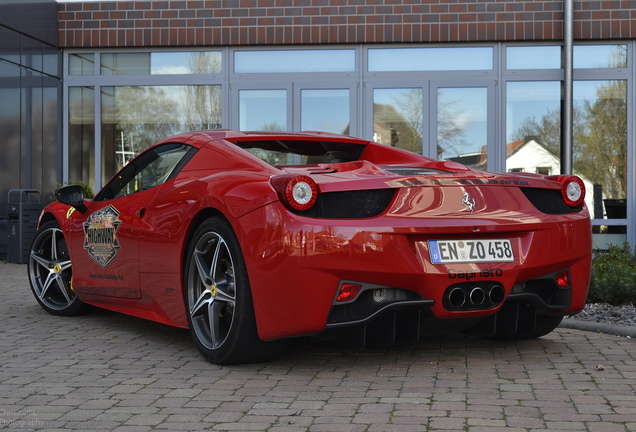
[56,185,88,213]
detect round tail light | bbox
[548,175,585,208]
[271,174,318,212]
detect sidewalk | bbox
[1,261,635,432]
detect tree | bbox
[183,52,222,131]
[511,108,561,157]
[435,93,469,160]
[392,88,424,153]
[577,80,627,199]
[510,104,587,158]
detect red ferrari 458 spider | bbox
[28,130,592,364]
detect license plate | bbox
[428,239,514,264]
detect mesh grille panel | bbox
[299,189,396,219]
[521,188,581,214]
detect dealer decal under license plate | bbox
[429,239,514,264]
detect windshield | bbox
[232,140,365,166]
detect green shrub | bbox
[588,242,636,305]
[50,180,95,202]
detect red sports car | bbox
[28,130,592,364]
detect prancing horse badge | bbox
[462,192,476,213]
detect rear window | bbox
[232,140,365,166]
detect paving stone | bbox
[2,261,636,432]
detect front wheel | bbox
[28,220,90,316]
[183,217,286,364]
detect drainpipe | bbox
[561,0,574,175]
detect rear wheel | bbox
[28,220,90,316]
[183,216,286,364]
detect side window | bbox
[96,143,195,201]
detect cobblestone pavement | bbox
[1,261,635,432]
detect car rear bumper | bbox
[235,200,592,341]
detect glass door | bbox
[232,81,357,135]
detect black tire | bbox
[28,220,90,316]
[183,216,287,364]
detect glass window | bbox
[505,45,628,70]
[31,73,44,191]
[0,61,21,204]
[42,85,59,197]
[232,140,364,166]
[97,143,194,201]
[373,88,423,154]
[506,46,561,70]
[301,89,350,135]
[238,89,287,131]
[536,167,551,175]
[0,26,21,64]
[368,47,493,72]
[21,35,42,72]
[505,81,561,173]
[574,45,627,69]
[68,86,96,191]
[234,50,355,73]
[42,45,60,77]
[101,52,222,75]
[574,80,627,224]
[436,87,488,168]
[69,53,94,76]
[101,85,221,183]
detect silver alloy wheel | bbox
[186,231,237,351]
[29,226,76,311]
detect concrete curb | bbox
[560,318,636,338]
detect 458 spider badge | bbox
[83,205,122,268]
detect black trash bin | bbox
[7,189,41,264]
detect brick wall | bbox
[58,0,636,48]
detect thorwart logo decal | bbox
[83,205,122,268]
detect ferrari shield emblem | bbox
[83,205,122,268]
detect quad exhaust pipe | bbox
[445,284,505,311]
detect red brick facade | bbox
[58,0,636,49]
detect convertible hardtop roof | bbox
[177,129,372,145]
